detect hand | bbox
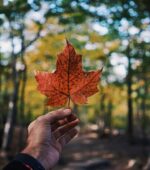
[22,108,79,170]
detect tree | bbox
[0,0,47,150]
[75,0,150,142]
[1,0,149,151]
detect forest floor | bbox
[54,130,149,170]
[0,128,150,170]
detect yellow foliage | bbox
[23,21,124,124]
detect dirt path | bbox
[54,132,149,170]
[0,131,149,170]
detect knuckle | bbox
[51,109,62,116]
[36,116,44,122]
[50,111,57,117]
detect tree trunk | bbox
[2,64,20,150]
[126,45,134,143]
[141,55,148,144]
[106,99,112,131]
[0,55,2,92]
[1,15,43,151]
[141,88,147,142]
[135,88,141,135]
[98,89,106,138]
[18,66,27,149]
[1,19,20,150]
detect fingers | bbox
[51,119,68,131]
[51,113,77,131]
[58,128,78,147]
[42,108,72,123]
[53,118,79,139]
[28,108,78,134]
[51,128,78,154]
[66,113,77,121]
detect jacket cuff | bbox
[14,153,45,170]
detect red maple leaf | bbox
[35,40,102,107]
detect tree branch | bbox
[15,25,42,57]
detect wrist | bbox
[22,145,48,170]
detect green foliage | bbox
[0,0,149,138]
[59,13,86,24]
[112,115,127,129]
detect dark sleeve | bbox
[3,153,45,170]
[3,160,32,170]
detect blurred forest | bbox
[0,0,150,169]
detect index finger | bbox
[42,108,72,124]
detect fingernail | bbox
[75,118,80,122]
[64,108,72,114]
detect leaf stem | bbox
[67,39,71,108]
[67,96,71,108]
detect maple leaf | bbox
[35,40,102,107]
